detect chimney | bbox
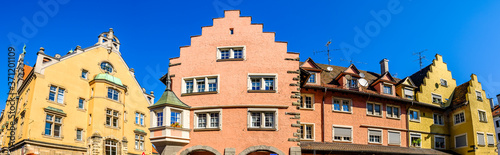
[380,58,389,74]
[496,94,500,107]
[490,98,495,109]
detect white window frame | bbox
[76,128,83,141]
[476,90,483,101]
[454,133,468,149]
[366,102,382,116]
[194,109,222,129]
[388,130,401,146]
[300,94,315,110]
[404,87,414,99]
[247,73,278,92]
[181,75,220,94]
[332,97,352,113]
[106,109,119,128]
[410,132,422,148]
[477,132,485,146]
[386,104,400,119]
[346,78,359,89]
[432,93,443,104]
[382,84,393,95]
[409,109,420,122]
[44,114,63,137]
[170,110,182,126]
[49,85,65,104]
[247,108,278,130]
[332,125,353,143]
[453,111,466,125]
[300,123,315,141]
[307,72,317,84]
[433,113,444,125]
[478,109,487,122]
[134,134,145,150]
[107,88,120,101]
[367,128,383,144]
[78,98,85,109]
[81,70,88,80]
[440,79,448,87]
[434,135,446,149]
[487,133,495,146]
[216,46,246,60]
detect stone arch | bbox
[238,145,285,155]
[179,145,222,155]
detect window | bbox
[183,76,218,94]
[487,134,494,146]
[476,91,483,101]
[76,129,83,141]
[440,79,448,86]
[106,109,119,127]
[346,79,358,89]
[135,134,144,150]
[497,120,500,128]
[333,98,351,112]
[105,139,117,155]
[386,105,400,118]
[308,72,316,83]
[478,110,487,122]
[435,136,445,149]
[230,28,234,35]
[248,109,277,129]
[409,110,420,122]
[135,112,144,126]
[217,47,245,60]
[248,75,277,91]
[301,95,313,109]
[333,126,352,142]
[368,129,382,143]
[49,86,65,104]
[195,111,220,129]
[81,70,88,79]
[156,112,163,126]
[433,113,444,125]
[454,112,465,125]
[366,103,381,116]
[78,98,85,109]
[404,88,414,99]
[383,85,392,95]
[107,88,119,101]
[410,133,421,147]
[455,134,467,148]
[477,132,485,146]
[101,62,113,73]
[388,131,401,145]
[171,111,181,126]
[432,94,442,104]
[300,124,314,140]
[44,114,62,137]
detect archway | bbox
[179,145,222,155]
[238,145,285,155]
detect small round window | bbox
[101,62,113,73]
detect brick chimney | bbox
[380,58,389,74]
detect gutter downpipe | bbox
[322,87,327,142]
[407,101,414,148]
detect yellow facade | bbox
[410,54,496,154]
[0,29,153,155]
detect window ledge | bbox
[247,90,276,93]
[410,119,421,123]
[217,58,244,62]
[105,125,120,130]
[42,135,63,140]
[194,128,221,132]
[332,141,353,143]
[388,144,401,146]
[433,124,444,126]
[368,142,382,145]
[247,127,277,131]
[300,138,314,141]
[366,114,383,118]
[300,108,314,111]
[181,91,218,96]
[386,117,401,120]
[333,110,352,114]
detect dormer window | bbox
[346,78,358,89]
[217,46,245,61]
[383,85,392,95]
[308,72,316,83]
[404,88,414,99]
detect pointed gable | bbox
[335,64,361,80]
[397,77,417,88]
[300,58,322,70]
[370,72,397,86]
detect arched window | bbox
[105,139,118,155]
[101,62,113,73]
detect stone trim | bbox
[169,63,181,67]
[179,145,221,155]
[285,57,300,61]
[238,145,285,155]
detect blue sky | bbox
[1,0,499,110]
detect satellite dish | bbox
[359,79,369,87]
[327,67,333,72]
[345,75,352,80]
[359,73,365,78]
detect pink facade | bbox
[153,10,301,155]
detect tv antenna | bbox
[313,40,348,65]
[413,49,428,69]
[340,58,367,65]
